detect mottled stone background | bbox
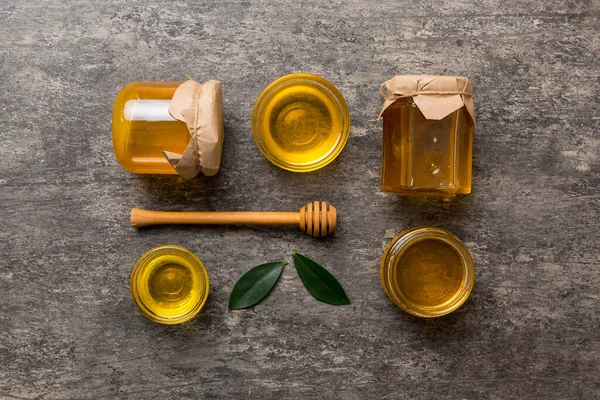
[1,0,599,399]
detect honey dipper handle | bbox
[131,208,300,228]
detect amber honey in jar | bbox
[112,80,224,178]
[380,227,474,317]
[379,75,476,196]
[112,82,188,174]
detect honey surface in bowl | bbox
[258,83,341,167]
[394,238,465,307]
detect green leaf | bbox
[292,251,351,305]
[229,261,287,310]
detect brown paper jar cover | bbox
[112,80,224,179]
[379,75,476,196]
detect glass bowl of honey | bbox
[380,227,474,317]
[130,245,210,324]
[252,73,350,172]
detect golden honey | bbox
[381,227,474,317]
[382,100,474,195]
[112,82,188,174]
[252,73,350,172]
[130,245,209,324]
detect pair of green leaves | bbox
[228,251,351,310]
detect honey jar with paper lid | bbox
[379,75,476,196]
[112,80,224,179]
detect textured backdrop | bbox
[1,0,599,398]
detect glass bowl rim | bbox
[251,72,350,172]
[130,245,210,325]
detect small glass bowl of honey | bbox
[380,227,474,317]
[252,73,350,172]
[130,245,210,324]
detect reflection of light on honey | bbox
[394,239,465,307]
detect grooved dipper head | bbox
[299,201,337,237]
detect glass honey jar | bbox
[379,75,476,196]
[112,80,224,178]
[113,82,188,174]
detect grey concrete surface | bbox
[1,0,599,399]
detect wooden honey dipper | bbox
[130,201,337,237]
